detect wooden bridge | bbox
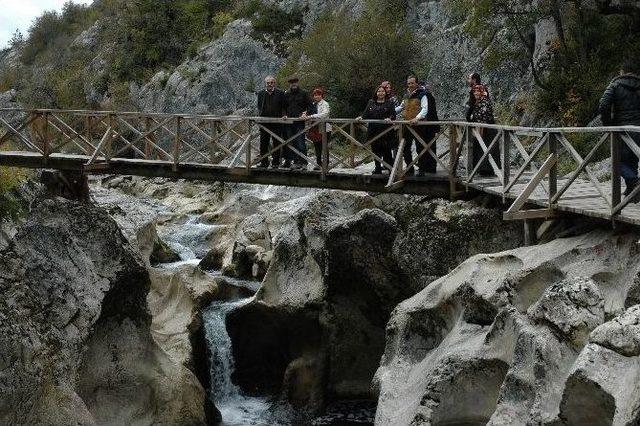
[1,108,640,229]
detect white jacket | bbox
[308,99,332,132]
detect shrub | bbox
[279,3,418,117]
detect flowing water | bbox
[159,212,375,425]
[203,300,292,426]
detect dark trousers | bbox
[403,126,436,173]
[371,134,394,171]
[472,127,501,176]
[620,131,640,191]
[313,131,331,165]
[285,122,307,165]
[259,123,282,166]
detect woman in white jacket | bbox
[303,88,332,170]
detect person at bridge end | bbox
[303,88,332,171]
[257,76,287,168]
[467,76,500,176]
[599,60,640,199]
[284,75,313,170]
[395,75,440,177]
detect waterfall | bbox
[203,299,287,426]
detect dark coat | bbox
[362,100,396,137]
[257,88,287,118]
[599,74,640,125]
[284,88,313,118]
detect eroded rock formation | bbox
[225,190,522,414]
[374,230,640,425]
[0,198,207,425]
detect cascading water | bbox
[157,211,375,425]
[203,300,291,426]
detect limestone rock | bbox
[528,277,604,346]
[0,198,207,425]
[559,343,640,426]
[135,19,283,115]
[375,231,640,425]
[591,304,640,358]
[227,206,410,411]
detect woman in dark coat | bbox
[359,86,396,174]
[469,84,501,176]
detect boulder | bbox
[0,199,208,425]
[590,304,640,357]
[528,277,604,346]
[375,230,640,425]
[559,343,640,426]
[227,206,411,412]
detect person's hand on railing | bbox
[410,117,419,125]
[301,112,308,119]
[355,116,363,121]
[385,118,392,122]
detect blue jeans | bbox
[620,131,640,189]
[286,122,307,165]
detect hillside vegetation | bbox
[0,0,639,124]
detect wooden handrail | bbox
[4,108,640,224]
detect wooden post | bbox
[524,219,537,246]
[321,121,328,181]
[43,112,50,164]
[548,132,558,205]
[611,131,621,216]
[246,120,252,174]
[465,125,473,186]
[85,115,92,149]
[397,124,404,177]
[210,120,218,163]
[106,114,113,162]
[501,129,510,200]
[448,124,457,197]
[144,116,153,159]
[349,122,356,168]
[173,116,181,172]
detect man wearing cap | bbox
[396,75,440,176]
[257,75,287,168]
[284,75,313,169]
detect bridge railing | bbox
[1,108,639,221]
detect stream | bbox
[159,213,375,425]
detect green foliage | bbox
[452,0,640,125]
[0,166,30,222]
[279,3,418,117]
[21,2,97,65]
[107,0,231,81]
[536,9,640,126]
[236,0,304,54]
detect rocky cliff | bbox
[374,229,640,425]
[0,194,208,425]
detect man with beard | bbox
[283,76,313,170]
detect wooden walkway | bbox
[1,108,640,226]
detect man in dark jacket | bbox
[284,76,313,169]
[599,61,640,198]
[257,75,287,168]
[396,75,440,176]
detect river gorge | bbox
[3,176,640,425]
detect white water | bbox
[203,300,290,426]
[158,216,224,261]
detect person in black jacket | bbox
[257,75,287,168]
[284,75,313,169]
[599,61,640,199]
[359,86,396,174]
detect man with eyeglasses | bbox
[257,75,287,168]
